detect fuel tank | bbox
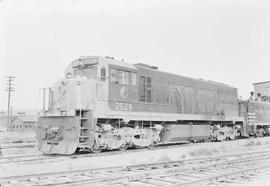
[160,124,211,142]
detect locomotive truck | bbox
[36,56,269,154]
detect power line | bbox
[6,76,15,131]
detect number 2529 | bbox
[115,102,132,111]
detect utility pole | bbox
[6,76,15,131]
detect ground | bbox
[1,131,270,185]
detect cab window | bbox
[110,69,119,83]
[119,71,129,84]
[131,72,137,85]
[110,68,137,85]
[139,76,151,102]
[74,66,97,78]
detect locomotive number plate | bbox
[115,102,132,111]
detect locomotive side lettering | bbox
[115,102,133,111]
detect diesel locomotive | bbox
[36,56,270,154]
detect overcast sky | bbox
[0,0,270,110]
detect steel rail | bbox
[2,148,270,186]
[41,154,270,186]
[0,144,36,149]
[1,141,270,166]
[173,161,270,185]
[94,155,270,186]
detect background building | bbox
[0,110,39,131]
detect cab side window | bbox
[131,72,137,86]
[110,68,137,85]
[140,76,146,101]
[110,69,119,84]
[139,76,152,102]
[119,71,129,84]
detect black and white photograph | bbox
[1,0,270,185]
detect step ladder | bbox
[77,109,91,148]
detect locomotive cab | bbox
[37,57,106,154]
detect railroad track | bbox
[0,143,192,165]
[0,143,36,150]
[0,154,48,164]
[119,155,270,186]
[2,149,270,186]
[1,140,269,165]
[0,143,179,165]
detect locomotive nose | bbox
[37,116,80,154]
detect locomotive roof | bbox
[134,63,236,90]
[65,56,236,90]
[103,57,137,70]
[253,81,270,85]
[64,56,137,74]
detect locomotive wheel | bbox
[90,148,102,153]
[90,140,102,153]
[203,138,211,143]
[75,148,81,153]
[119,143,129,151]
[147,142,157,149]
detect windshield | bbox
[70,57,99,79]
[74,65,97,78]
